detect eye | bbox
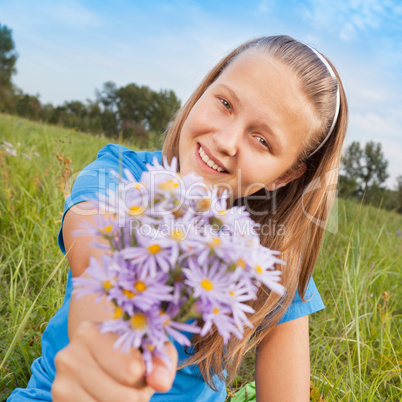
[220,98,232,111]
[256,136,270,150]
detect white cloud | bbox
[43,1,103,28]
[3,0,401,188]
[347,110,402,187]
[0,0,102,30]
[352,110,401,142]
[257,0,271,14]
[304,0,402,41]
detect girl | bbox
[9,35,347,401]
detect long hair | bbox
[162,35,348,389]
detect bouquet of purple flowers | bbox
[73,156,285,372]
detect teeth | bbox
[198,146,225,172]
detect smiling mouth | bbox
[197,143,229,173]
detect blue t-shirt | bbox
[8,144,325,401]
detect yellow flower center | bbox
[213,307,220,314]
[129,205,144,215]
[130,313,147,330]
[158,179,179,192]
[102,280,113,291]
[208,237,221,248]
[196,198,211,212]
[134,281,147,292]
[170,230,185,241]
[255,265,262,274]
[145,344,155,351]
[122,289,135,298]
[100,224,113,234]
[229,291,235,297]
[201,278,213,291]
[113,307,123,319]
[237,258,246,269]
[218,210,227,215]
[148,244,162,254]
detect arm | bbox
[255,315,310,401]
[63,203,116,337]
[52,203,177,401]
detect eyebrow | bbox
[216,83,242,107]
[216,83,283,154]
[259,122,283,154]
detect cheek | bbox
[185,99,220,134]
[240,158,279,189]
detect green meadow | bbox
[0,114,401,401]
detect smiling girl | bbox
[9,35,347,401]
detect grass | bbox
[0,114,401,401]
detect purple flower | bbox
[4,147,17,156]
[141,339,171,373]
[111,267,173,313]
[74,213,120,249]
[120,230,177,276]
[195,229,241,266]
[100,307,166,352]
[226,282,256,330]
[161,213,206,262]
[74,155,287,370]
[72,255,120,301]
[182,258,232,306]
[98,172,151,222]
[159,313,200,346]
[197,299,243,344]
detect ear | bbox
[267,163,306,191]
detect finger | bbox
[56,340,154,402]
[52,368,95,402]
[146,342,178,393]
[72,321,147,387]
[52,383,94,402]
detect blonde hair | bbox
[162,35,348,389]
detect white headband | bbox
[306,45,341,157]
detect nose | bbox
[212,122,243,157]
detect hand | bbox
[52,321,178,402]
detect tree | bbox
[0,23,18,112]
[395,175,402,214]
[340,141,389,203]
[115,83,151,129]
[96,81,118,113]
[147,89,181,134]
[0,23,17,87]
[15,92,41,120]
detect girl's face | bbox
[178,52,318,199]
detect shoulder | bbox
[69,144,162,195]
[97,143,162,164]
[278,276,325,324]
[58,145,162,254]
[94,144,162,180]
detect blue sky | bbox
[1,0,401,187]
